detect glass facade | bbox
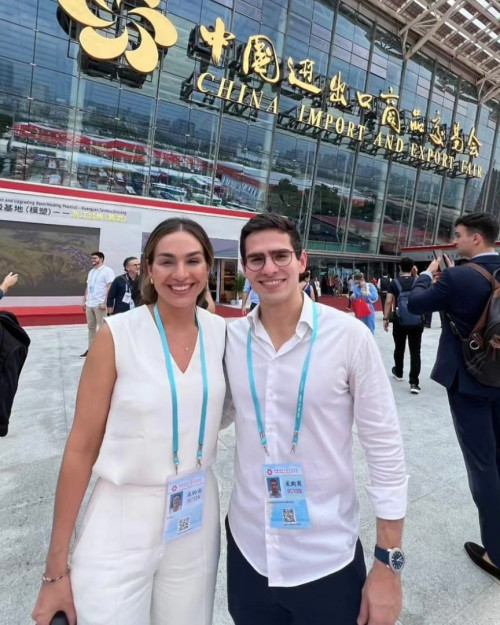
[1,0,500,272]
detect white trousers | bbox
[71,472,220,625]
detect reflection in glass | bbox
[411,172,441,245]
[382,165,416,255]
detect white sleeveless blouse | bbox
[92,305,227,486]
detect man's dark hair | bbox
[240,214,302,262]
[400,257,414,273]
[91,251,105,260]
[455,212,499,246]
[123,256,138,270]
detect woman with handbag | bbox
[350,272,378,334]
[32,218,229,625]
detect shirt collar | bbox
[470,252,499,259]
[247,293,314,342]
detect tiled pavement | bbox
[1,312,499,625]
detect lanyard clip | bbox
[197,444,203,468]
[260,433,269,455]
[291,432,299,454]
[173,452,179,474]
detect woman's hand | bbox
[32,575,76,625]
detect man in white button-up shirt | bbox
[224,214,408,625]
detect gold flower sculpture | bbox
[58,0,178,73]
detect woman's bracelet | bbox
[42,566,70,584]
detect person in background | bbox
[201,286,216,313]
[408,212,500,581]
[107,257,140,315]
[377,272,391,312]
[32,218,229,625]
[0,272,18,300]
[313,276,321,297]
[241,278,259,315]
[383,257,424,394]
[351,272,378,334]
[346,274,355,308]
[81,252,115,358]
[299,270,316,301]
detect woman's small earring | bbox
[150,278,154,285]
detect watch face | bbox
[390,549,405,573]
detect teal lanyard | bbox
[246,304,319,453]
[153,304,209,471]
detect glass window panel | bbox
[288,13,312,44]
[22,102,74,187]
[312,2,334,30]
[381,164,416,255]
[162,15,198,80]
[79,79,119,119]
[291,0,314,18]
[462,177,483,215]
[168,0,203,22]
[410,171,441,245]
[284,36,309,63]
[0,0,37,28]
[483,163,500,222]
[34,31,77,75]
[311,22,331,43]
[262,0,287,33]
[0,94,30,182]
[308,143,354,251]
[118,91,155,127]
[32,66,74,106]
[437,177,465,244]
[0,22,34,64]
[234,0,262,22]
[268,133,316,232]
[201,0,232,27]
[310,35,330,55]
[37,0,67,38]
[232,12,259,42]
[0,58,32,97]
[345,153,388,253]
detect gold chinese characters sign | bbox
[58,6,483,178]
[57,0,177,73]
[190,19,482,178]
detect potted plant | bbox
[234,271,246,306]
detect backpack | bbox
[447,264,500,387]
[394,278,423,327]
[380,276,391,292]
[0,311,30,436]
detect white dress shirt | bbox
[225,295,408,587]
[86,265,115,307]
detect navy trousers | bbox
[447,380,500,566]
[226,518,366,625]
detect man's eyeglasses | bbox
[245,249,297,271]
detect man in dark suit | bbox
[408,212,500,580]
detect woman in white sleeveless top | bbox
[33,219,228,625]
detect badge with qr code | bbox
[163,470,205,542]
[263,463,310,529]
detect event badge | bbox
[122,291,132,305]
[263,463,310,529]
[163,470,205,542]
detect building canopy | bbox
[369,0,500,103]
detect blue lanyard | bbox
[153,304,209,471]
[246,303,319,453]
